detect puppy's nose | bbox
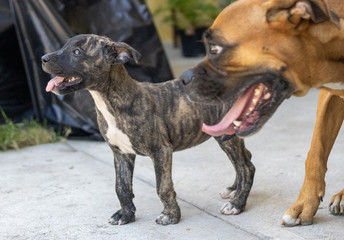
[41,55,50,63]
[180,69,195,85]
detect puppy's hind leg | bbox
[152,147,181,225]
[215,136,255,215]
[108,151,136,225]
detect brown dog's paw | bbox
[219,188,236,200]
[281,200,319,227]
[108,209,135,225]
[220,202,241,215]
[329,189,344,215]
[282,179,325,227]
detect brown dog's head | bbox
[182,0,344,137]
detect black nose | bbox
[41,55,50,63]
[180,69,195,85]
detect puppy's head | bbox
[42,34,141,95]
[182,0,343,137]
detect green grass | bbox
[0,110,62,151]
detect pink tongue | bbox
[46,76,65,92]
[202,85,256,136]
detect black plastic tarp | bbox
[0,0,173,139]
[0,1,32,121]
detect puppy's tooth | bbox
[254,88,261,95]
[252,98,258,104]
[249,107,254,112]
[233,120,242,127]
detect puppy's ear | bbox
[104,42,141,64]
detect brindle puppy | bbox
[41,34,254,225]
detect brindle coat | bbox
[41,34,254,225]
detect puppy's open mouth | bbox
[46,76,82,92]
[202,75,291,137]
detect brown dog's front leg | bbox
[215,136,254,215]
[282,89,344,226]
[152,147,181,225]
[108,151,136,225]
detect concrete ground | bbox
[1,44,344,240]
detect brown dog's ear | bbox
[291,0,342,29]
[104,41,141,64]
[289,1,331,25]
[267,0,341,30]
[322,0,342,29]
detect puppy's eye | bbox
[73,49,81,55]
[209,44,223,55]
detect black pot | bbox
[178,27,207,57]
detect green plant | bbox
[220,0,238,9]
[0,110,63,151]
[155,0,238,32]
[155,0,219,30]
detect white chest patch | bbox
[322,82,344,90]
[89,91,135,154]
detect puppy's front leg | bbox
[215,136,254,215]
[108,151,136,225]
[152,148,181,225]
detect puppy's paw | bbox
[219,188,236,200]
[329,189,344,215]
[155,210,180,225]
[108,209,135,225]
[220,202,241,215]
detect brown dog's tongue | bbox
[46,76,64,92]
[202,85,256,136]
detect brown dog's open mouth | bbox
[202,81,274,136]
[46,76,82,92]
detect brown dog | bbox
[181,0,344,226]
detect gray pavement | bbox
[1,45,344,239]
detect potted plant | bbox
[155,0,237,57]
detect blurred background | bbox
[0,0,236,148]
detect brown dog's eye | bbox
[209,44,223,55]
[73,49,81,55]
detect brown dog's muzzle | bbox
[181,61,294,137]
[180,69,194,86]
